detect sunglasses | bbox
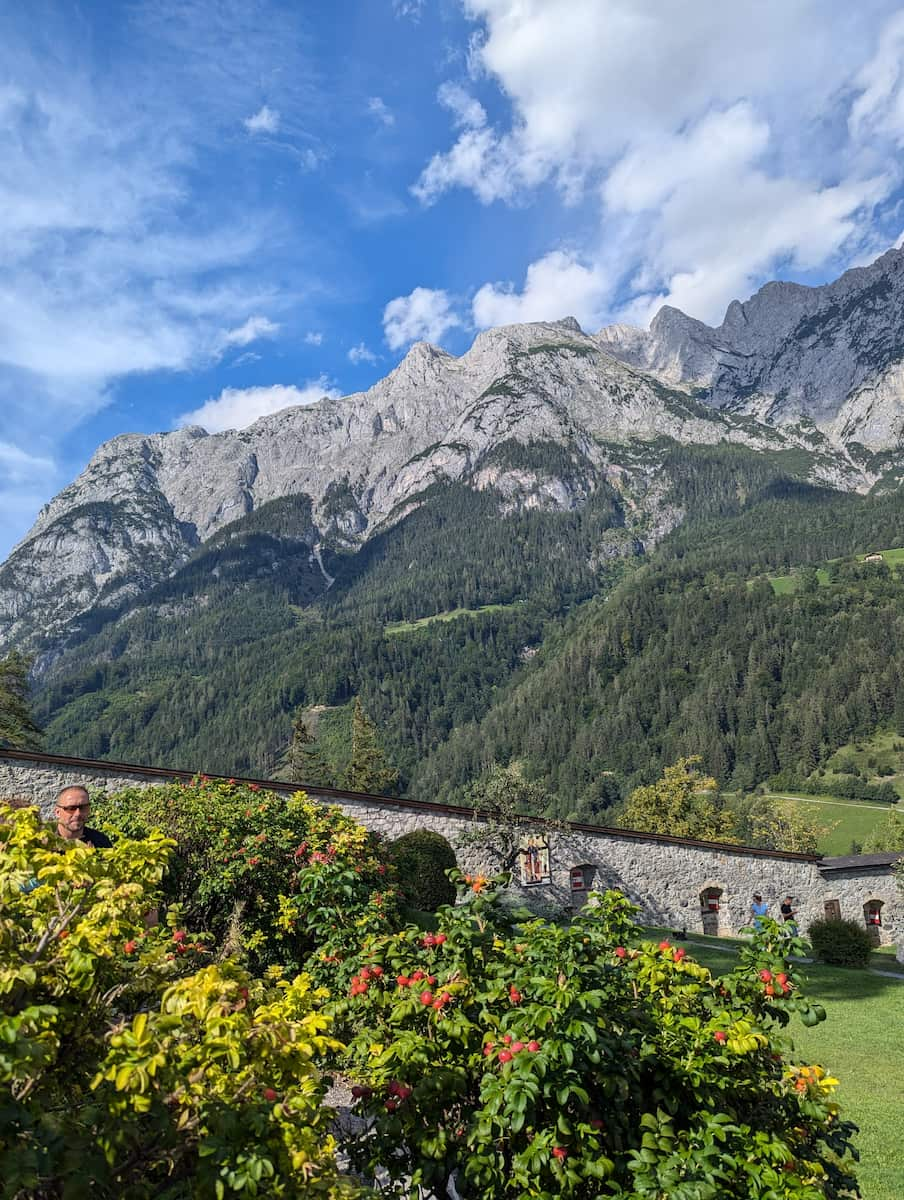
[58,802,90,812]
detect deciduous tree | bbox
[620,757,736,842]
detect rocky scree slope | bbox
[0,294,896,654]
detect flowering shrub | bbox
[335,875,858,1200]
[92,780,399,973]
[0,803,362,1199]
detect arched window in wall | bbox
[699,885,723,936]
[864,899,884,946]
[569,864,596,909]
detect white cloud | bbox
[221,315,280,347]
[437,82,487,130]
[606,105,888,324]
[393,0,425,18]
[413,126,542,205]
[427,0,903,325]
[243,104,280,135]
[348,342,378,365]
[304,330,324,345]
[850,11,904,145]
[0,3,326,558]
[0,440,55,483]
[367,97,395,127]
[177,378,340,433]
[383,287,462,349]
[473,251,607,329]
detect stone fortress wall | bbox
[1,749,899,949]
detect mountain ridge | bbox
[6,249,904,656]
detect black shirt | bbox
[81,826,113,849]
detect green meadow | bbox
[686,944,904,1200]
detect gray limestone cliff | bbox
[7,244,904,653]
[597,246,904,446]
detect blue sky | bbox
[3,0,904,559]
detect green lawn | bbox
[761,792,892,855]
[767,567,831,594]
[821,730,904,801]
[766,546,904,595]
[384,602,522,635]
[684,944,904,1200]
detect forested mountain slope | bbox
[13,250,904,810]
[29,442,904,815]
[412,480,904,817]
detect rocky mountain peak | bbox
[599,245,904,442]
[6,249,904,655]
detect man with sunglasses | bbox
[54,785,112,848]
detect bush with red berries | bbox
[92,779,399,974]
[334,874,858,1200]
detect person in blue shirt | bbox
[750,893,769,930]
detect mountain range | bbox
[6,248,904,810]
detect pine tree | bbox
[345,698,400,795]
[276,709,335,787]
[0,652,42,749]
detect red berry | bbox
[590,1118,604,1130]
[509,988,522,1004]
[759,969,773,982]
[173,930,186,943]
[714,1031,727,1044]
[674,948,686,962]
[421,934,435,947]
[350,1085,371,1099]
[658,940,670,951]
[435,933,447,945]
[511,1041,525,1053]
[396,1085,412,1100]
[498,1050,513,1063]
[397,975,410,988]
[614,946,626,958]
[386,1099,398,1112]
[263,1088,278,1102]
[360,968,371,981]
[58,929,69,940]
[765,983,775,996]
[123,940,137,954]
[371,966,383,977]
[502,1034,513,1045]
[483,1042,495,1056]
[420,990,433,1006]
[411,970,425,982]
[552,1146,567,1160]
[527,1040,541,1052]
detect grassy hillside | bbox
[760,793,891,855]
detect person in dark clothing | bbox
[779,895,796,925]
[54,785,112,848]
